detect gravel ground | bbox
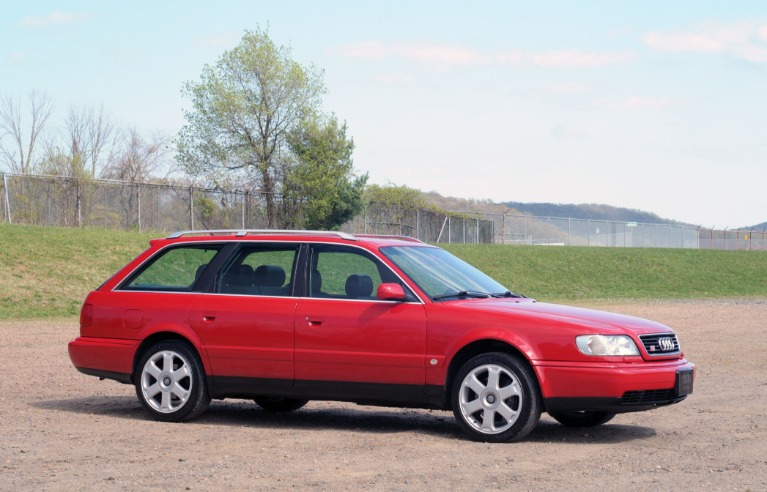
[1,299,766,491]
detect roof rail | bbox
[353,234,424,243]
[167,229,358,240]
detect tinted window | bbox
[218,245,298,296]
[122,246,220,291]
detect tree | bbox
[103,128,170,182]
[177,28,326,227]
[0,91,54,174]
[281,116,367,229]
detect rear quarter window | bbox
[120,245,220,291]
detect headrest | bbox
[345,274,374,298]
[254,265,286,287]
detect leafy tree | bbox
[281,116,367,229]
[177,28,326,227]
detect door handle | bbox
[203,314,217,322]
[305,316,323,327]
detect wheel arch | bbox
[443,339,540,410]
[131,330,209,383]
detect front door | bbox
[294,244,427,400]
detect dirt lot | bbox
[1,299,766,491]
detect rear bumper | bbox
[68,337,139,384]
[534,359,696,414]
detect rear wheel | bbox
[135,341,210,422]
[254,397,309,412]
[451,352,541,443]
[549,411,615,428]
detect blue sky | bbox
[2,1,766,227]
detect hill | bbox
[417,189,682,225]
[501,202,680,224]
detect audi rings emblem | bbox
[658,337,675,351]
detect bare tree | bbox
[0,91,54,174]
[104,128,170,182]
[61,104,115,178]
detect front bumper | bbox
[534,359,696,414]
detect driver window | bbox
[309,246,383,300]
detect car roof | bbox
[154,230,429,248]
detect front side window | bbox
[309,245,398,300]
[122,245,220,292]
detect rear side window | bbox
[121,245,220,292]
[218,245,299,296]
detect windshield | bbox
[380,246,516,300]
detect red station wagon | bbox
[68,230,695,442]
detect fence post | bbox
[241,191,245,229]
[3,173,11,224]
[189,186,194,230]
[76,178,82,227]
[137,183,142,231]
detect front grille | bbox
[638,333,680,356]
[622,389,677,404]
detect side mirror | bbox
[376,283,406,301]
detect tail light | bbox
[80,303,93,328]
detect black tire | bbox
[549,411,616,428]
[254,397,309,412]
[451,352,541,443]
[134,341,210,422]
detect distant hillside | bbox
[502,202,680,224]
[742,222,767,231]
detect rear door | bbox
[190,243,300,385]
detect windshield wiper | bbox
[432,290,491,301]
[490,291,525,298]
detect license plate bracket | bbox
[675,369,694,396]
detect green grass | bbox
[442,243,767,301]
[0,224,156,319]
[1,223,765,320]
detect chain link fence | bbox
[0,173,493,243]
[342,202,494,243]
[469,212,767,250]
[2,173,763,249]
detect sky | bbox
[1,1,766,228]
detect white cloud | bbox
[590,96,687,111]
[374,72,416,85]
[18,11,91,28]
[551,125,588,139]
[643,32,723,53]
[197,36,233,48]
[644,21,767,63]
[546,82,589,94]
[531,50,637,68]
[337,41,634,69]
[7,51,28,63]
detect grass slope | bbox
[443,244,767,301]
[1,224,765,320]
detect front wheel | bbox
[135,341,210,422]
[549,411,615,428]
[451,352,541,443]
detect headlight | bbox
[576,335,640,356]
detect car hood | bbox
[444,298,673,335]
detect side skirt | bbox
[207,376,446,410]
